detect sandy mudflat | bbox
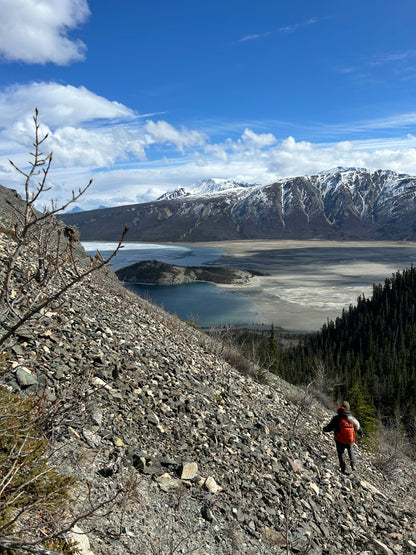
[184,240,416,332]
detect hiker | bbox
[323,402,363,474]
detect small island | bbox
[115,260,262,286]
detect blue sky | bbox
[1,0,416,210]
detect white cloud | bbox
[0,83,208,171]
[2,81,416,211]
[368,50,416,66]
[144,120,208,152]
[268,136,416,176]
[0,0,90,65]
[278,17,320,34]
[241,128,277,147]
[237,32,271,43]
[237,17,323,45]
[203,144,229,163]
[46,125,148,167]
[0,82,134,129]
[0,82,146,169]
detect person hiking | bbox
[323,401,363,474]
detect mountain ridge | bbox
[61,168,416,242]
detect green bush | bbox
[0,358,78,553]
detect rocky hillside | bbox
[61,168,416,241]
[1,187,416,554]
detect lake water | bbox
[82,241,257,327]
[83,240,416,331]
[82,242,225,271]
[125,282,257,327]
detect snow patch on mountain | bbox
[157,187,191,201]
[190,178,255,196]
[156,170,416,229]
[158,178,257,201]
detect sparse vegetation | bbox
[0,110,130,553]
[0,374,76,553]
[204,325,267,382]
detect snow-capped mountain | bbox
[61,168,416,242]
[65,205,83,213]
[158,178,256,200]
[157,187,191,201]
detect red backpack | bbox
[335,416,355,444]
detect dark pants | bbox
[335,440,356,472]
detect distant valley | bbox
[61,168,416,242]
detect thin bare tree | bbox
[0,108,128,349]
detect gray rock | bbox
[147,411,160,426]
[180,461,198,480]
[82,429,102,448]
[16,367,38,388]
[204,476,222,494]
[156,473,185,493]
[201,504,216,523]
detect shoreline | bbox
[85,239,416,333]
[175,239,416,332]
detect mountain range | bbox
[61,168,416,241]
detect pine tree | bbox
[267,323,280,374]
[347,382,378,436]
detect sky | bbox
[1,0,416,210]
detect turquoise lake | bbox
[125,282,257,327]
[82,241,258,327]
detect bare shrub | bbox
[0,109,127,350]
[286,383,315,438]
[285,360,335,438]
[372,416,414,479]
[305,359,335,409]
[204,326,265,382]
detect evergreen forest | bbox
[231,267,416,442]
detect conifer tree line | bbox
[277,266,416,441]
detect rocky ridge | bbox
[61,168,416,241]
[1,192,415,553]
